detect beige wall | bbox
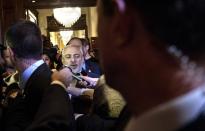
[88,7,98,37]
[37,9,53,36]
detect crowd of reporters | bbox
[0,20,127,131]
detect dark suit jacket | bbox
[3,63,52,131]
[84,57,102,78]
[25,84,75,131]
[76,114,116,131]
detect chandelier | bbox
[53,7,81,27]
[60,31,73,45]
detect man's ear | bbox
[7,47,17,65]
[7,47,14,58]
[61,57,65,65]
[109,0,137,47]
[85,45,89,52]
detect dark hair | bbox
[81,38,91,49]
[42,50,55,69]
[42,35,53,49]
[5,20,42,59]
[101,0,205,58]
[101,0,115,16]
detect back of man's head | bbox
[102,0,205,59]
[5,20,42,60]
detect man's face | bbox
[62,46,84,73]
[42,54,51,67]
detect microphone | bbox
[72,73,83,81]
[63,65,90,87]
[63,65,82,80]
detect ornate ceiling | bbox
[25,0,97,9]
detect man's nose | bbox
[70,57,75,62]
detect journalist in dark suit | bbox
[25,68,75,131]
[96,0,205,131]
[3,20,52,131]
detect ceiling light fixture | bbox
[60,31,73,45]
[53,7,81,27]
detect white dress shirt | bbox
[19,60,44,89]
[125,87,205,131]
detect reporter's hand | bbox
[80,76,99,86]
[67,86,82,96]
[51,68,72,87]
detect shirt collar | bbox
[19,60,44,89]
[125,87,205,131]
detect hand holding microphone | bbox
[63,65,92,88]
[80,76,99,87]
[51,68,73,88]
